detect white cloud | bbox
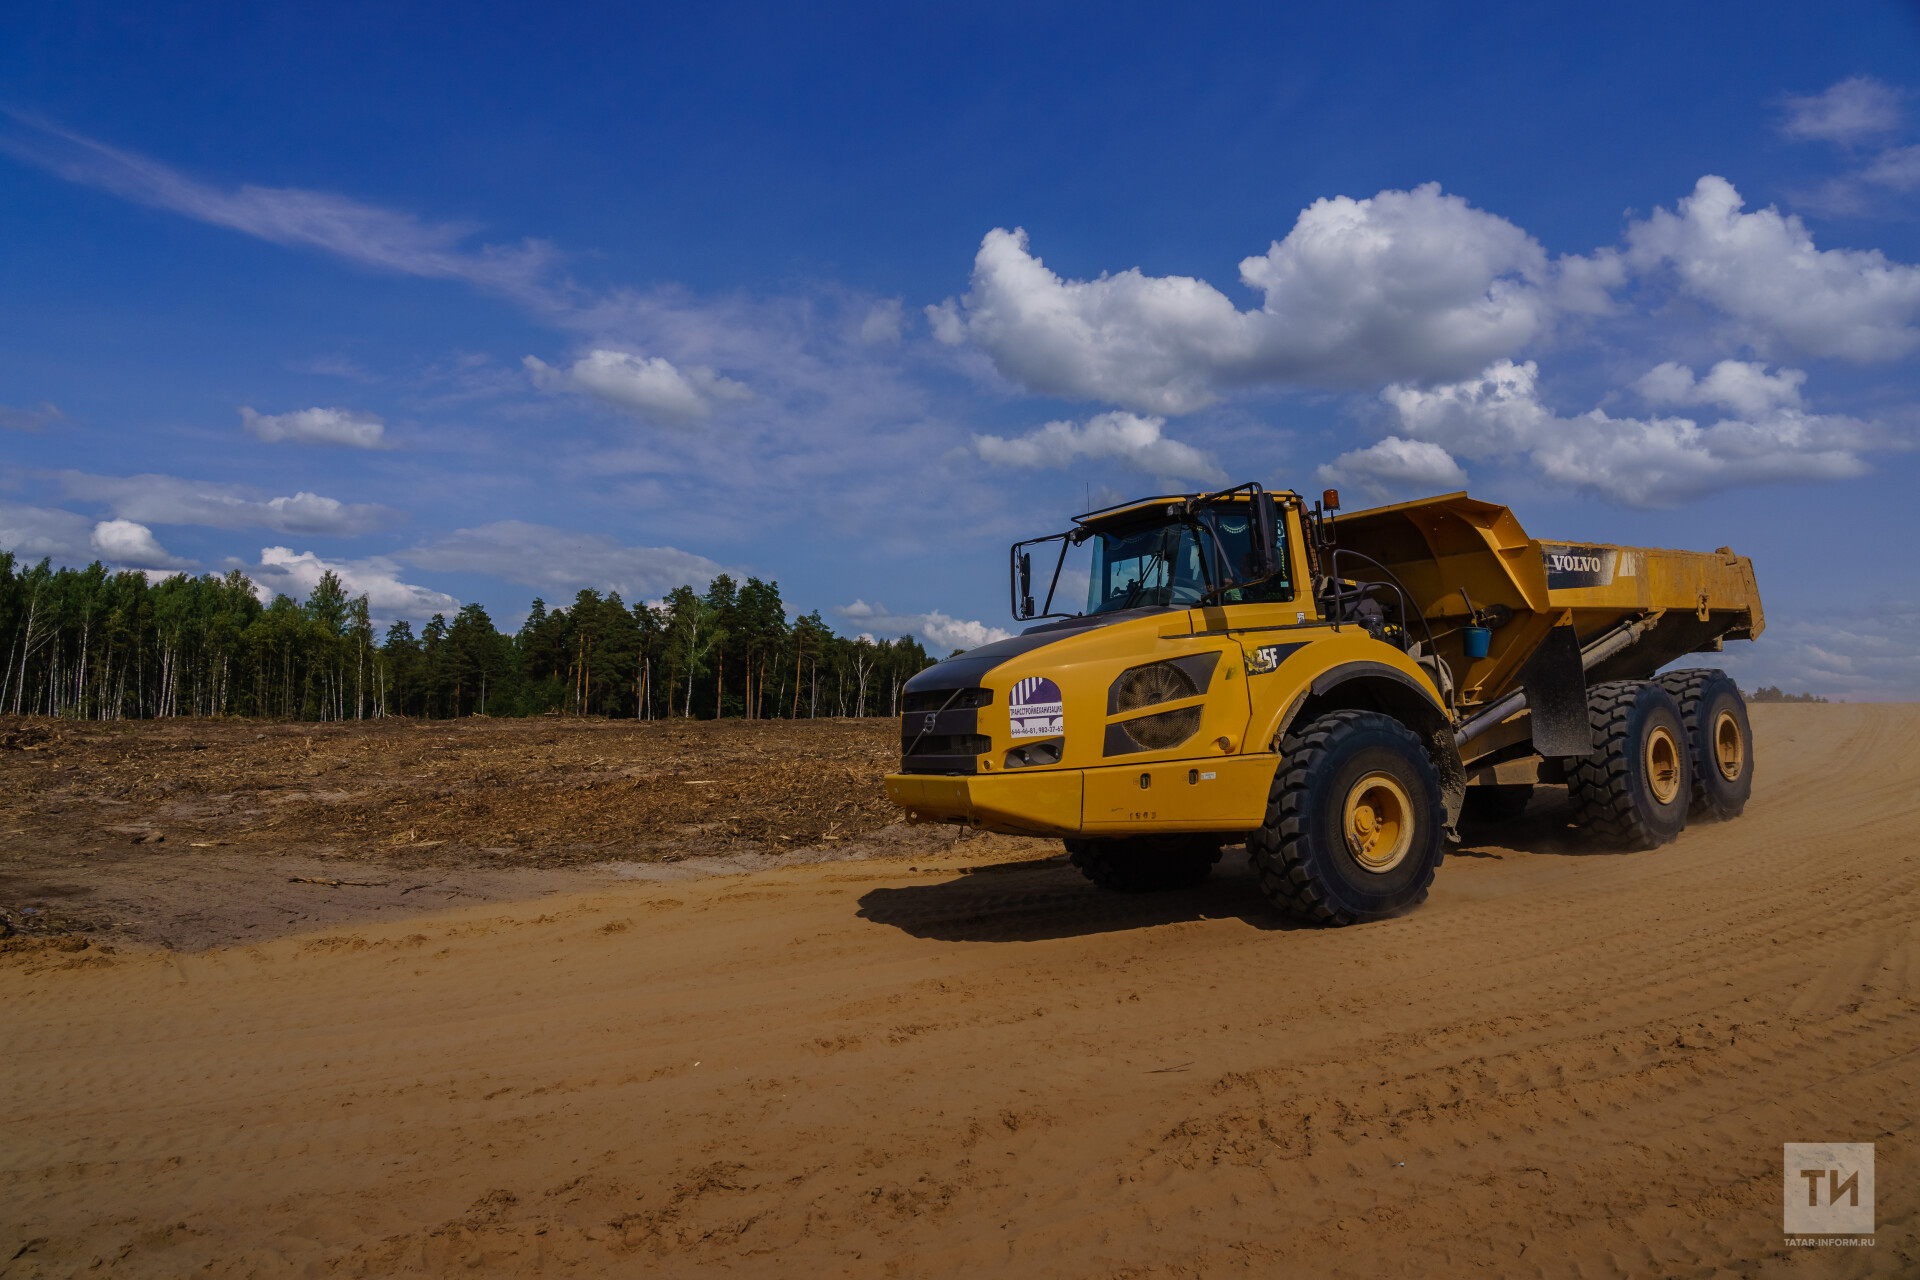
[1632,359,1804,417]
[54,471,393,535]
[1317,437,1468,500]
[0,113,555,302]
[89,519,193,570]
[0,506,196,571]
[524,349,751,423]
[932,186,1606,411]
[974,411,1224,483]
[1780,76,1904,144]
[836,599,1012,653]
[242,547,458,618]
[0,503,94,562]
[1374,358,1877,507]
[240,405,388,448]
[400,520,725,602]
[1623,176,1920,362]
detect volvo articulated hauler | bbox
[882,484,1765,925]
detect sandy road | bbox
[4,704,1916,1277]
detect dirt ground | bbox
[0,715,916,951]
[3,704,1916,1276]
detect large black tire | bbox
[1065,835,1220,892]
[1567,681,1691,849]
[1461,784,1535,824]
[1656,668,1753,820]
[1247,710,1447,926]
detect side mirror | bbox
[1018,552,1034,619]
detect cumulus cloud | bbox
[524,349,751,423]
[0,112,556,302]
[933,173,1920,425]
[89,519,193,570]
[54,471,393,535]
[241,547,458,618]
[1317,437,1468,500]
[1369,358,1877,507]
[836,599,1012,653]
[240,405,388,448]
[973,411,1224,483]
[1780,76,1904,144]
[1632,359,1804,416]
[0,505,195,571]
[1623,176,1920,362]
[400,520,725,601]
[931,186,1610,411]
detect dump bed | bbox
[1332,493,1763,710]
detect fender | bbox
[1255,650,1450,752]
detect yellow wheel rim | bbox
[1646,725,1682,806]
[1343,772,1413,873]
[1713,710,1744,782]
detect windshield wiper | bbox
[1120,541,1171,610]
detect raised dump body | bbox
[885,483,1764,926]
[1330,493,1764,736]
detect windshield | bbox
[1084,506,1293,615]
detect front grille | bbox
[903,687,993,713]
[906,733,991,758]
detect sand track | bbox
[3,705,1915,1276]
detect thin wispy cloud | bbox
[0,401,68,432]
[54,471,395,536]
[400,520,727,602]
[0,111,560,304]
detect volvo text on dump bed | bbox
[883,484,1763,925]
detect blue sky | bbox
[2,1,1918,697]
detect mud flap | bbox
[1520,624,1593,757]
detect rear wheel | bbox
[1065,834,1220,892]
[1656,668,1753,820]
[1567,681,1691,848]
[1461,784,1535,824]
[1247,710,1446,926]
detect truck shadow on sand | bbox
[857,794,1634,944]
[855,848,1305,943]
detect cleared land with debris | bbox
[0,715,913,950]
[3,705,1916,1277]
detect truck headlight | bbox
[1112,661,1202,751]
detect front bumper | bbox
[884,753,1277,837]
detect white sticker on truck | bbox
[1008,676,1064,739]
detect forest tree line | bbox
[0,552,940,722]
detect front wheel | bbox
[1248,710,1447,926]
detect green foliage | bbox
[0,554,939,721]
[1746,685,1828,703]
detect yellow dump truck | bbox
[884,484,1763,925]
